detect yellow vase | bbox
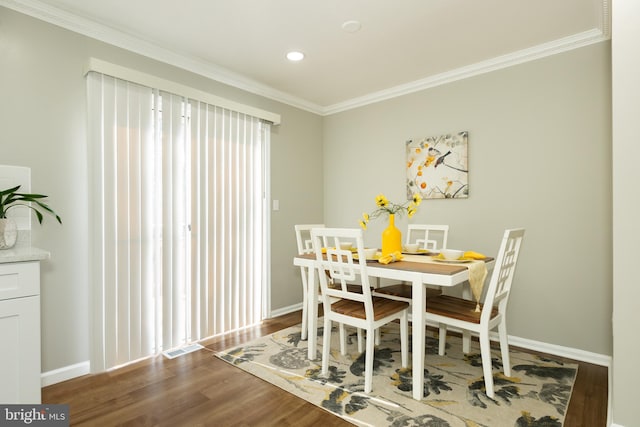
[381,214,402,256]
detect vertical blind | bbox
[87,72,268,371]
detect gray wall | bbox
[0,7,323,372]
[323,42,612,355]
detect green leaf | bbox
[0,185,62,224]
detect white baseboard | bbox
[504,334,611,367]
[269,302,303,318]
[41,360,90,387]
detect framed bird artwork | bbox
[406,131,468,199]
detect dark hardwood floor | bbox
[42,310,608,426]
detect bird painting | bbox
[405,132,469,199]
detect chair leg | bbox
[301,286,308,340]
[364,327,375,393]
[322,318,331,375]
[479,330,495,398]
[339,323,347,355]
[375,328,381,345]
[438,324,447,355]
[498,319,511,377]
[357,328,364,353]
[400,312,408,368]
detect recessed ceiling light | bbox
[286,51,305,61]
[342,20,362,33]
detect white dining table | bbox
[293,253,495,401]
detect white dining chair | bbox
[425,228,525,398]
[294,224,325,340]
[371,224,450,303]
[311,227,409,394]
[295,224,365,339]
[406,224,449,251]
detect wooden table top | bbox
[295,253,494,276]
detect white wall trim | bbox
[268,302,303,319]
[609,366,614,427]
[0,0,321,115]
[1,0,611,117]
[41,360,90,387]
[505,334,611,367]
[323,29,610,115]
[433,325,612,367]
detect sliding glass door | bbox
[87,72,268,371]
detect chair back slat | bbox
[311,227,373,317]
[295,224,325,255]
[480,228,525,322]
[406,224,449,250]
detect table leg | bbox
[412,276,425,400]
[461,282,471,353]
[300,267,309,341]
[307,265,319,360]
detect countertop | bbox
[0,246,50,264]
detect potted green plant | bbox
[0,185,62,249]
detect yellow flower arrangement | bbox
[359,193,422,230]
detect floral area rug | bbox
[215,323,577,427]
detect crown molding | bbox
[0,0,326,115]
[322,28,609,115]
[2,0,610,117]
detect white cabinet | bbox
[0,258,45,404]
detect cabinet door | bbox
[0,295,41,404]
[0,261,40,300]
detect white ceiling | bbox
[3,0,610,114]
